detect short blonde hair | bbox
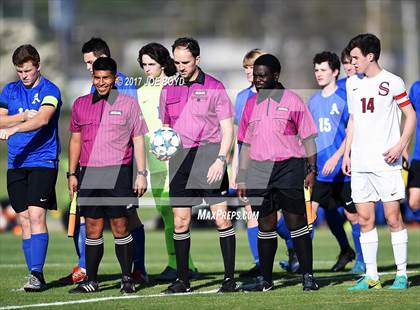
[243,48,266,67]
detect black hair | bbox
[313,51,341,75]
[347,33,381,61]
[253,54,281,74]
[82,37,111,57]
[171,37,200,57]
[138,43,177,76]
[92,57,117,74]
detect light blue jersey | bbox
[234,85,255,126]
[308,87,350,182]
[0,77,62,169]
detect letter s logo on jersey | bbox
[378,82,390,96]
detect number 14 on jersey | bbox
[361,97,375,113]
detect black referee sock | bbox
[174,230,190,285]
[85,236,104,283]
[115,234,133,278]
[290,225,313,274]
[218,226,236,280]
[258,230,278,284]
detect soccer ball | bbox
[150,127,181,157]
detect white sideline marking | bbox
[0,289,218,310]
[1,270,418,310]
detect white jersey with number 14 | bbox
[346,69,410,172]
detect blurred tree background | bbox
[0,0,419,214]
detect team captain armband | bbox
[394,91,411,108]
[41,96,59,108]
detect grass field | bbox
[0,227,419,309]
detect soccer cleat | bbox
[24,273,47,292]
[58,266,87,285]
[302,273,319,291]
[72,266,87,283]
[239,264,261,278]
[348,276,381,291]
[69,280,100,293]
[132,270,149,284]
[389,275,408,290]
[161,279,191,294]
[349,260,366,274]
[155,266,178,282]
[241,276,273,292]
[218,278,237,293]
[189,268,202,280]
[120,275,136,294]
[331,247,355,272]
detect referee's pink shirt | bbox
[159,70,233,148]
[238,89,317,162]
[69,92,148,167]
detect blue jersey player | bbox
[0,45,62,291]
[406,80,420,221]
[308,51,365,273]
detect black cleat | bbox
[302,273,319,291]
[331,247,356,272]
[239,264,261,278]
[240,276,273,292]
[155,266,177,282]
[189,268,202,280]
[120,275,136,294]
[24,272,47,292]
[218,278,237,293]
[155,267,201,282]
[69,280,100,293]
[288,249,300,273]
[161,279,191,294]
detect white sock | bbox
[391,229,408,277]
[360,228,379,281]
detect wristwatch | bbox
[66,172,78,179]
[216,155,227,164]
[137,170,148,177]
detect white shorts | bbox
[351,170,405,203]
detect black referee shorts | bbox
[7,167,58,213]
[246,158,306,218]
[169,143,229,208]
[311,180,357,213]
[408,159,420,188]
[78,165,137,219]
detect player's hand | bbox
[341,155,351,176]
[383,142,404,164]
[0,127,19,140]
[24,109,38,120]
[134,175,147,197]
[68,176,78,201]
[322,155,339,176]
[207,159,225,184]
[237,183,249,203]
[304,172,315,188]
